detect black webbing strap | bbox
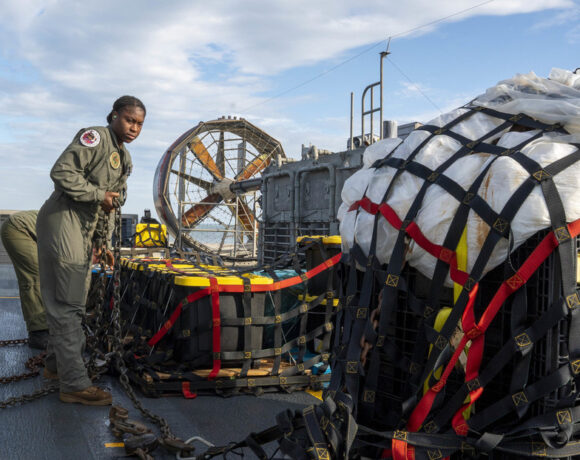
[343,248,378,415]
[294,266,310,377]
[196,393,358,459]
[271,287,283,376]
[357,113,569,435]
[535,145,580,410]
[413,172,538,405]
[473,105,567,133]
[408,153,505,395]
[468,365,573,432]
[327,252,360,398]
[428,285,568,431]
[352,218,385,423]
[508,281,532,396]
[503,405,580,444]
[316,260,336,375]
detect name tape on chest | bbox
[79,129,101,147]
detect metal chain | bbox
[0,353,46,384]
[0,383,59,409]
[86,212,113,380]
[0,349,58,408]
[108,202,178,442]
[0,339,28,346]
[1,210,112,409]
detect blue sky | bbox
[0,0,578,218]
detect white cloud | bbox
[398,81,433,98]
[0,0,576,217]
[530,3,580,43]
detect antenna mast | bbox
[379,38,391,139]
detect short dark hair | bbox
[107,95,146,124]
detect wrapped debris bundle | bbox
[330,69,580,459]
[339,69,580,284]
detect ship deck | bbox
[0,263,320,459]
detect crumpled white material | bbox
[339,68,580,285]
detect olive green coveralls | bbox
[37,126,131,392]
[0,210,48,333]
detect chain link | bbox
[108,201,177,441]
[0,334,55,409]
[0,339,28,347]
[0,383,59,409]
[0,349,57,408]
[0,204,179,448]
[86,212,113,380]
[0,353,46,384]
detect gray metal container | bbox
[258,148,364,264]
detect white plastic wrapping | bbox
[339,68,580,285]
[475,69,580,134]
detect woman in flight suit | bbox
[37,96,146,405]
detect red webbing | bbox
[357,200,471,285]
[145,253,341,350]
[208,277,222,380]
[406,285,479,432]
[409,218,580,434]
[379,203,403,230]
[350,196,380,215]
[405,222,442,260]
[450,224,571,431]
[478,233,558,331]
[181,382,197,399]
[147,287,211,346]
[274,253,342,291]
[164,259,195,275]
[348,194,580,450]
[394,438,417,460]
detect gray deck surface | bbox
[0,264,319,459]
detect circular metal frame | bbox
[154,117,285,258]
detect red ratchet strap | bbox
[350,199,469,286]
[162,253,342,294]
[147,252,342,350]
[351,195,580,454]
[221,252,342,293]
[147,287,211,346]
[208,277,221,380]
[392,438,416,460]
[181,382,197,399]
[451,218,580,433]
[407,218,580,436]
[164,259,189,274]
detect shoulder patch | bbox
[79,129,101,147]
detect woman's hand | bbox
[92,247,114,266]
[101,191,120,212]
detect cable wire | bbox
[386,57,444,114]
[241,0,495,112]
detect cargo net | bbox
[185,70,580,460]
[326,100,580,458]
[87,237,341,397]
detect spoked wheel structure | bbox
[154,116,285,260]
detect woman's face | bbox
[111,106,145,144]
